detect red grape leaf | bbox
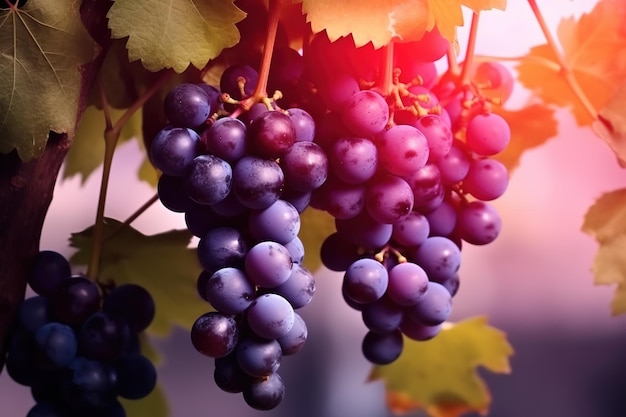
[369,317,513,417]
[492,103,558,172]
[516,0,626,126]
[0,0,99,160]
[297,0,506,48]
[107,0,246,73]
[592,83,626,168]
[582,188,626,315]
[69,219,207,337]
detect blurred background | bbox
[3,1,626,416]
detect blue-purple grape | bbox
[246,293,295,339]
[184,154,232,205]
[206,267,255,315]
[191,312,239,358]
[232,156,285,210]
[343,258,389,304]
[163,83,210,128]
[150,127,200,176]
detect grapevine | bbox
[1,1,625,417]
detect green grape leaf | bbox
[492,103,558,173]
[299,208,336,272]
[106,0,246,73]
[516,0,626,126]
[121,383,169,417]
[592,82,626,167]
[64,106,142,184]
[69,219,207,337]
[582,188,626,315]
[369,317,513,417]
[0,0,99,160]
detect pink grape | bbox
[465,113,511,156]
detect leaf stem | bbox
[446,44,460,76]
[87,71,173,281]
[250,0,283,102]
[103,193,159,243]
[380,41,394,96]
[527,0,598,119]
[459,12,480,86]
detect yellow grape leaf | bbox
[298,0,506,47]
[593,83,626,167]
[64,106,142,184]
[69,219,207,337]
[517,0,626,126]
[107,0,246,73]
[299,0,432,48]
[0,0,98,160]
[582,188,626,315]
[299,208,336,272]
[121,383,169,417]
[492,104,558,172]
[369,317,513,417]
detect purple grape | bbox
[404,163,445,213]
[244,241,293,288]
[343,258,388,304]
[206,267,255,315]
[274,263,315,309]
[191,312,239,358]
[183,154,232,205]
[232,156,285,210]
[414,114,453,162]
[287,108,315,142]
[361,329,403,365]
[249,199,301,244]
[197,227,249,271]
[103,284,155,333]
[214,353,252,393]
[361,297,404,333]
[59,356,117,411]
[425,199,457,237]
[115,353,157,400]
[391,212,430,247]
[405,281,452,326]
[248,111,296,158]
[320,178,365,219]
[203,117,248,163]
[220,64,258,100]
[246,293,295,339]
[466,113,511,156]
[163,83,210,128]
[280,141,328,192]
[51,276,101,327]
[411,236,461,282]
[320,232,361,272]
[400,316,442,341]
[456,201,502,245]
[365,174,414,224]
[342,90,389,137]
[278,312,307,355]
[28,251,71,297]
[386,263,429,306]
[437,141,470,185]
[157,174,195,213]
[79,312,131,362]
[242,372,285,410]
[463,158,509,201]
[35,322,77,368]
[329,136,378,184]
[18,296,52,335]
[335,210,393,250]
[377,125,429,176]
[284,236,305,264]
[150,127,200,176]
[236,337,282,377]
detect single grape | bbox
[335,210,393,250]
[203,117,248,163]
[391,212,430,247]
[244,241,293,288]
[361,329,403,365]
[248,199,301,245]
[236,337,282,378]
[28,250,71,297]
[59,356,118,411]
[247,293,295,339]
[365,174,414,224]
[278,312,307,355]
[411,236,461,282]
[274,263,315,309]
[220,64,258,100]
[318,178,365,219]
[287,108,315,142]
[413,114,453,162]
[320,232,361,272]
[329,136,378,184]
[206,267,255,315]
[115,353,157,400]
[342,90,389,137]
[214,353,252,393]
[343,258,389,304]
[456,201,502,245]
[386,263,429,307]
[18,296,52,335]
[361,297,404,333]
[51,276,101,327]
[405,281,452,326]
[463,158,509,201]
[284,236,305,264]
[437,140,471,185]
[79,312,131,362]
[280,141,328,192]
[184,154,232,205]
[163,83,210,128]
[377,125,429,176]
[232,156,285,210]
[248,111,296,158]
[149,127,200,176]
[465,113,511,156]
[400,316,442,341]
[425,199,457,237]
[191,312,239,358]
[242,372,285,411]
[103,284,155,333]
[197,227,249,271]
[35,322,78,369]
[157,174,195,213]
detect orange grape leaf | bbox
[516,0,626,126]
[582,188,626,315]
[492,103,558,172]
[592,82,626,167]
[369,317,513,417]
[297,0,506,48]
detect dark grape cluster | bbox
[152,65,326,410]
[5,251,157,417]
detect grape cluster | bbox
[297,31,510,365]
[152,65,326,410]
[5,251,157,417]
